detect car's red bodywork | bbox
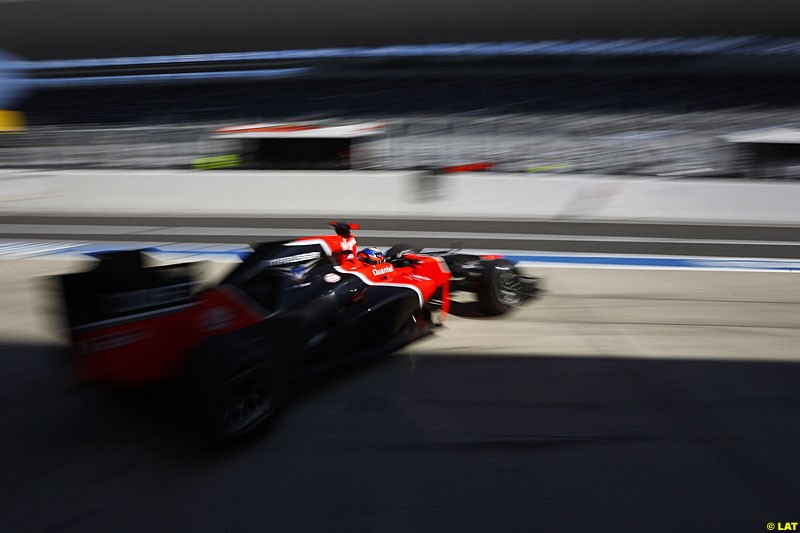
[69,230,451,386]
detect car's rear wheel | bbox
[477,259,523,316]
[204,363,286,442]
[181,335,288,443]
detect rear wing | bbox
[60,250,197,332]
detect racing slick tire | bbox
[477,259,524,316]
[204,361,287,443]
[181,335,288,444]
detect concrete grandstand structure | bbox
[2,33,800,176]
[1,0,800,177]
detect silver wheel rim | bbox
[215,383,274,436]
[497,269,522,306]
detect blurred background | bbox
[1,1,800,177]
[4,2,800,532]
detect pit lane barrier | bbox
[3,170,800,224]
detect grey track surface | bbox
[2,215,800,258]
[1,259,800,532]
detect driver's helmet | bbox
[358,247,385,265]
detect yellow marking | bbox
[191,154,241,170]
[0,110,26,133]
[525,162,572,172]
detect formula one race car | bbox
[59,223,537,442]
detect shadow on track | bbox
[2,341,800,532]
[448,300,487,318]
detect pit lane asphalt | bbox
[1,259,800,532]
[1,215,800,258]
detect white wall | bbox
[2,169,800,225]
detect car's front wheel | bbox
[477,259,523,316]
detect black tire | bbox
[477,259,523,316]
[203,361,287,443]
[181,335,288,443]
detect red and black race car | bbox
[59,223,537,442]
